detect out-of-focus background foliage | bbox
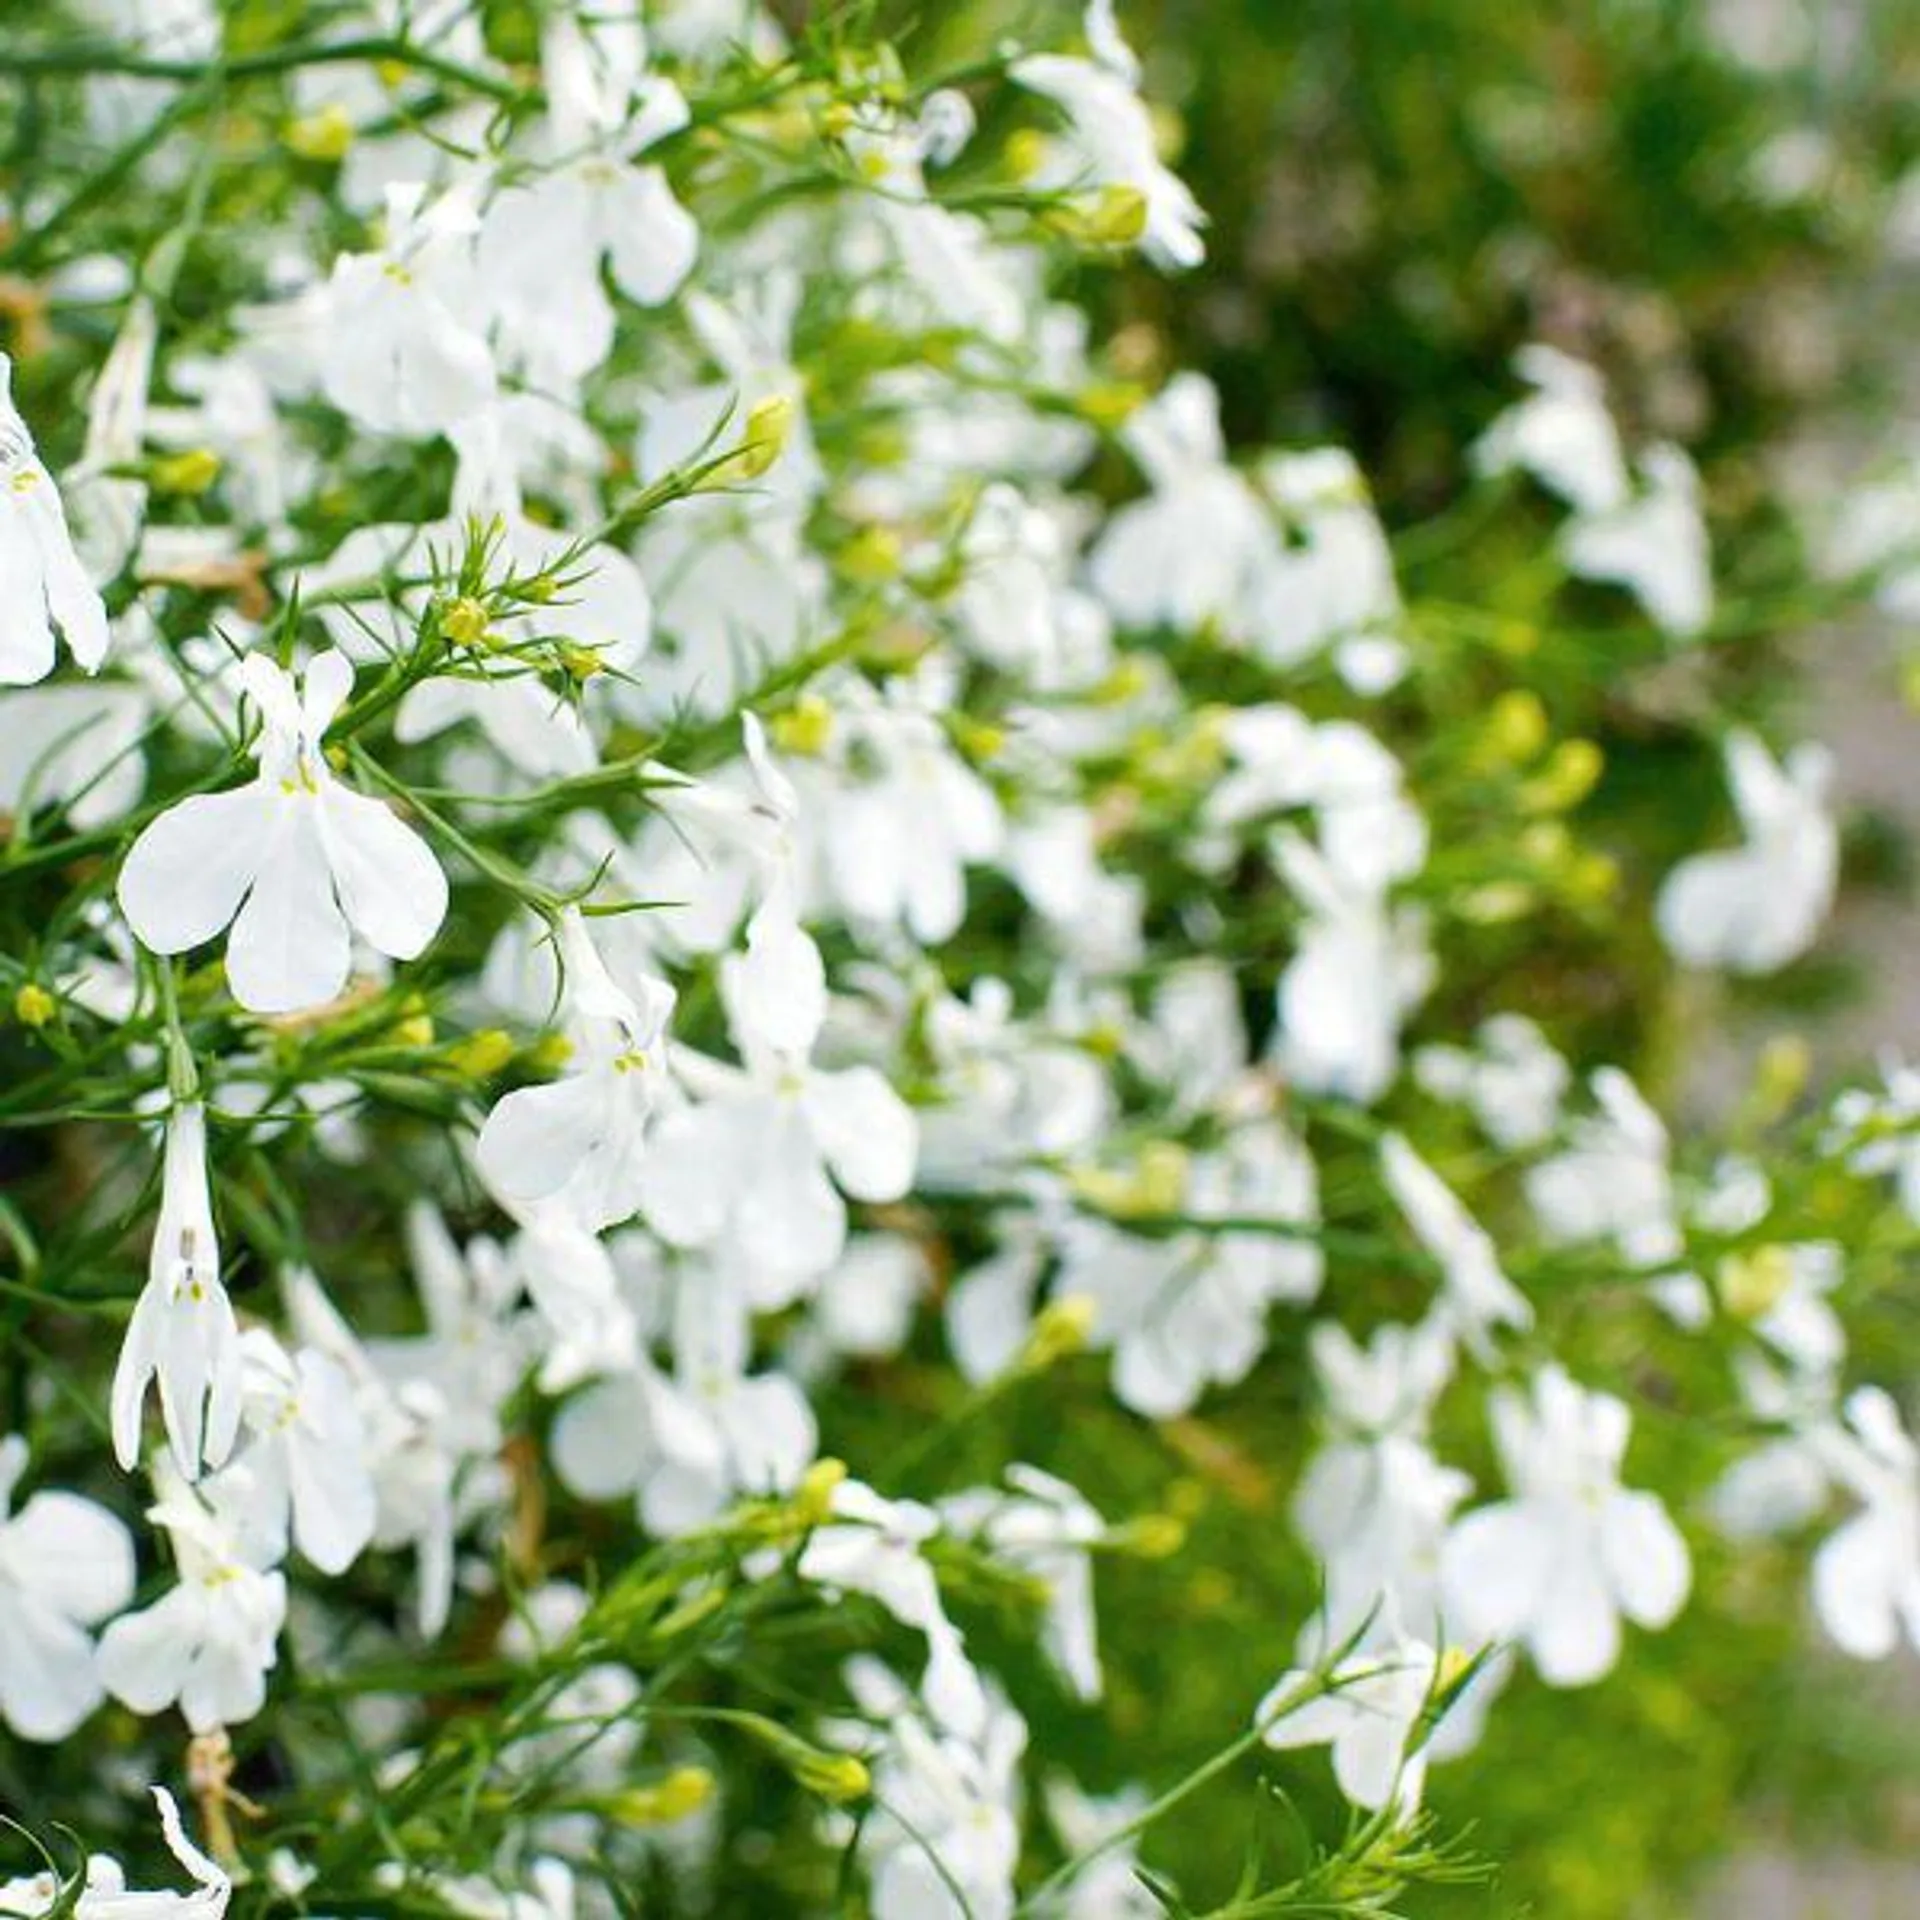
[853,2,1920,1913]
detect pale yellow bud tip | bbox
[13,984,56,1029]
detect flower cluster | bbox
[4,0,1920,1913]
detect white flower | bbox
[552,1264,816,1535]
[1414,1013,1571,1152]
[0,1436,135,1741]
[799,1481,988,1739]
[1808,1386,1920,1659]
[1441,1367,1690,1687]
[96,1468,288,1731]
[1241,449,1406,687]
[117,648,448,1014]
[1012,4,1206,271]
[1257,1641,1445,1816]
[1471,344,1629,515]
[639,902,918,1304]
[845,1660,1025,1920]
[942,1466,1106,1701]
[318,182,495,436]
[0,352,111,685]
[1562,443,1713,638]
[1274,832,1433,1106]
[1525,1068,1684,1272]
[1060,1121,1322,1417]
[112,1101,243,1480]
[1655,729,1836,975]
[1380,1133,1533,1354]
[20,1789,233,1920]
[476,910,676,1232]
[1087,375,1269,634]
[790,681,1004,946]
[232,1329,378,1575]
[1293,1322,1469,1643]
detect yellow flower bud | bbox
[150,449,222,496]
[1004,128,1050,182]
[390,995,434,1049]
[13,983,56,1029]
[770,695,834,757]
[1521,739,1605,813]
[838,524,902,584]
[1479,690,1550,768]
[284,104,356,163]
[1717,1245,1795,1321]
[447,1029,515,1081]
[1751,1034,1812,1120]
[526,1032,575,1075]
[793,1752,871,1804]
[1112,1513,1187,1559]
[726,394,794,483]
[1078,380,1147,430]
[1021,1292,1098,1369]
[1047,185,1148,248]
[609,1766,716,1827]
[559,644,605,682]
[794,1457,849,1527]
[441,596,492,648]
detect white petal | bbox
[1812,1513,1903,1659]
[6,1492,135,1623]
[320,783,448,962]
[224,802,351,1013]
[803,1066,917,1202]
[1598,1491,1691,1629]
[117,785,272,954]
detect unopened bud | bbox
[795,1457,848,1527]
[1717,1245,1795,1322]
[727,394,794,482]
[771,695,833,757]
[447,1028,514,1080]
[441,596,492,648]
[559,643,604,682]
[1521,738,1604,813]
[1049,184,1148,249]
[838,524,902,584]
[1021,1293,1097,1370]
[1111,1513,1186,1559]
[13,983,55,1029]
[1752,1034,1811,1120]
[150,448,221,496]
[390,994,434,1049]
[608,1766,715,1827]
[1478,690,1549,768]
[1078,380,1147,430]
[285,104,355,163]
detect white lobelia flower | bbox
[1273,830,1433,1107]
[96,1465,289,1732]
[1240,448,1407,689]
[1011,3,1206,271]
[639,901,918,1306]
[788,678,1004,947]
[1380,1133,1534,1356]
[553,1264,815,1536]
[1562,443,1713,639]
[318,181,495,437]
[1087,374,1270,635]
[1655,729,1837,975]
[799,1481,989,1740]
[1470,344,1630,515]
[1525,1067,1685,1274]
[1057,1120,1323,1418]
[117,648,449,1014]
[476,909,676,1232]
[941,1466,1106,1702]
[1829,1054,1920,1224]
[1414,1013,1571,1152]
[0,1435,136,1741]
[230,1329,378,1575]
[112,1101,243,1480]
[1257,1640,1446,1817]
[1292,1322,1470,1645]
[476,11,697,387]
[1807,1385,1920,1660]
[0,352,112,686]
[844,1658,1025,1920]
[0,1788,231,1920]
[1441,1366,1691,1687]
